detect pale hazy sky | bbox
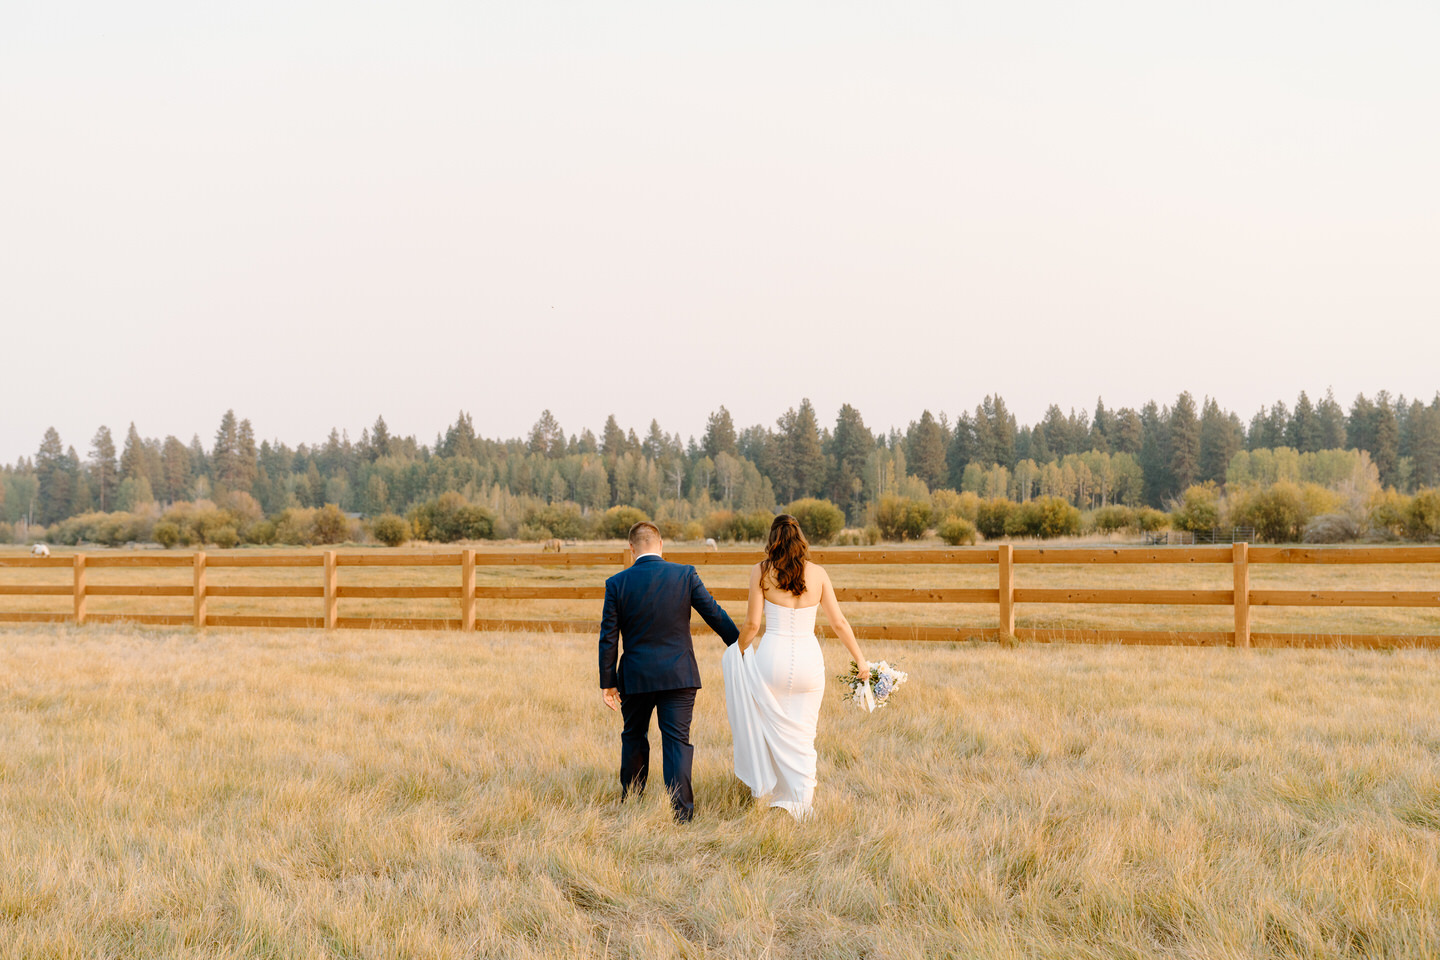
[3,1,1437,461]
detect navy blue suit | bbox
[598,554,738,820]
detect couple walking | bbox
[598,516,870,821]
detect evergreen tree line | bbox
[2,389,1439,544]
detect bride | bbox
[721,514,870,819]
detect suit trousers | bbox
[619,687,697,821]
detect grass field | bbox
[3,542,1440,641]
[1,623,1437,958]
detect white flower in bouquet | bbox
[837,659,909,712]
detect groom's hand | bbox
[602,687,620,711]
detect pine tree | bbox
[1090,398,1112,453]
[527,410,564,458]
[1347,394,1377,453]
[162,435,192,503]
[1317,389,1347,449]
[443,411,477,459]
[1139,402,1167,506]
[1372,391,1400,487]
[1112,408,1144,455]
[212,410,240,490]
[1198,398,1243,484]
[1265,401,1290,451]
[905,410,948,491]
[1040,405,1072,459]
[1167,393,1201,495]
[770,400,826,501]
[232,419,259,494]
[370,415,392,460]
[829,404,873,520]
[641,420,666,461]
[65,446,90,514]
[1288,391,1321,453]
[702,407,737,460]
[600,415,628,458]
[89,426,118,512]
[1405,398,1440,489]
[35,427,70,525]
[119,423,150,485]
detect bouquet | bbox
[838,660,909,712]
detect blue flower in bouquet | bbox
[874,675,894,699]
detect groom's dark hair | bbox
[628,521,661,549]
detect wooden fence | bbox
[1,545,1439,647]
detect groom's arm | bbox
[599,577,621,689]
[689,567,739,645]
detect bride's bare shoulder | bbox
[805,560,829,580]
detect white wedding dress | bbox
[721,600,827,819]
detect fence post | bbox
[1233,541,1250,648]
[998,544,1014,638]
[462,548,476,632]
[324,550,338,630]
[73,553,87,626]
[193,551,207,629]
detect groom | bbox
[599,521,739,822]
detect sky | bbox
[2,1,1438,461]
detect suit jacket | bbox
[598,554,739,694]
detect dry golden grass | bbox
[1,623,1437,958]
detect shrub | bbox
[1092,505,1136,533]
[785,498,845,544]
[862,524,881,546]
[703,509,773,542]
[1303,514,1360,544]
[1170,485,1221,534]
[875,496,932,542]
[153,521,180,548]
[245,520,277,545]
[1135,507,1169,532]
[681,521,705,541]
[408,493,497,542]
[1300,483,1342,520]
[1406,489,1440,540]
[937,516,978,546]
[975,499,1014,540]
[158,501,239,547]
[49,511,153,547]
[452,505,496,541]
[931,489,980,523]
[1003,502,1038,538]
[211,525,239,549]
[312,504,351,544]
[735,510,773,541]
[1367,489,1411,539]
[702,510,736,541]
[1231,481,1307,543]
[1003,496,1080,539]
[600,506,649,540]
[525,503,589,540]
[370,514,411,547]
[0,522,11,545]
[274,508,319,545]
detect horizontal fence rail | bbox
[0,545,1438,647]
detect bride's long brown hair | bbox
[760,514,810,596]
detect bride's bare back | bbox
[760,559,825,608]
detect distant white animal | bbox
[704,538,718,552]
[30,543,50,558]
[541,538,563,554]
